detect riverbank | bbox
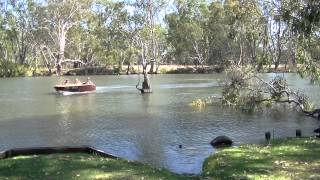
[1,64,299,77]
[1,137,319,179]
[64,65,225,76]
[202,137,320,179]
[61,64,299,76]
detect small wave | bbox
[176,92,194,95]
[56,91,94,96]
[184,79,215,81]
[96,85,135,93]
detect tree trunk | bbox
[57,28,66,76]
[136,67,152,93]
[238,41,243,66]
[136,41,152,93]
[289,30,296,67]
[149,61,155,74]
[139,66,152,93]
[252,40,256,64]
[126,63,130,75]
[258,23,269,72]
[142,70,151,90]
[40,47,52,75]
[274,20,282,71]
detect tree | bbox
[286,0,320,82]
[131,0,168,93]
[166,0,209,66]
[35,0,92,75]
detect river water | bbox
[0,73,319,174]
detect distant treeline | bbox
[0,0,319,77]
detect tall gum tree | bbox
[166,0,210,66]
[132,0,168,93]
[37,0,92,75]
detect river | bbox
[0,73,319,174]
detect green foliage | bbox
[222,66,253,106]
[296,41,320,83]
[0,61,31,77]
[189,96,217,109]
[0,0,320,77]
[290,0,320,36]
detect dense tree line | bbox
[0,0,319,77]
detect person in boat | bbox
[85,77,92,85]
[64,79,69,85]
[75,78,82,85]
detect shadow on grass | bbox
[0,153,196,180]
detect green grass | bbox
[202,137,320,180]
[1,138,320,179]
[0,153,193,180]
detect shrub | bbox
[0,61,30,77]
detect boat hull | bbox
[54,84,96,92]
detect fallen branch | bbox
[221,66,319,119]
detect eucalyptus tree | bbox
[34,0,93,75]
[131,0,153,92]
[286,0,320,82]
[0,0,38,77]
[266,0,289,70]
[65,1,131,69]
[0,1,31,64]
[104,1,132,70]
[139,0,168,74]
[223,0,264,67]
[205,1,232,66]
[166,0,210,66]
[131,0,168,93]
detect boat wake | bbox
[56,91,94,96]
[160,82,218,89]
[96,85,134,93]
[55,85,135,96]
[56,83,218,96]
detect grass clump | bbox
[0,153,193,180]
[202,137,320,180]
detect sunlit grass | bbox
[0,153,194,180]
[202,137,320,179]
[1,138,319,179]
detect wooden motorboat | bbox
[54,79,96,92]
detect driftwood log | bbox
[0,146,117,159]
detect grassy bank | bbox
[202,137,320,179]
[1,138,319,179]
[0,153,192,180]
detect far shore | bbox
[31,64,299,77]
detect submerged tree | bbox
[132,0,167,93]
[192,66,320,119]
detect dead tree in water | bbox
[136,40,152,93]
